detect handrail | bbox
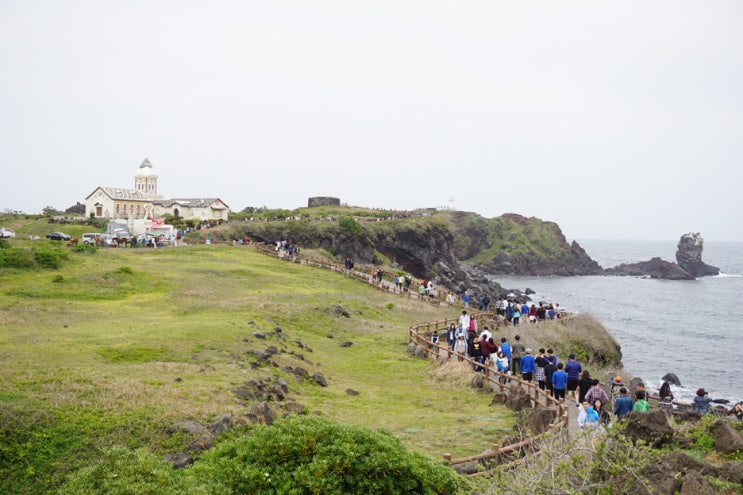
[407,314,570,471]
[251,243,572,473]
[249,242,727,476]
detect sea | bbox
[493,239,743,405]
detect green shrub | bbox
[339,216,363,236]
[116,266,134,275]
[58,416,468,495]
[689,414,716,453]
[386,302,395,311]
[73,244,97,254]
[0,238,10,249]
[33,246,69,269]
[0,248,34,268]
[52,275,65,283]
[188,415,467,495]
[57,446,196,495]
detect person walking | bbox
[495,351,509,384]
[520,348,536,382]
[552,363,568,401]
[445,324,457,351]
[453,332,467,360]
[535,348,548,390]
[585,379,609,410]
[564,354,582,401]
[510,335,525,376]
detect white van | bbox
[82,233,100,245]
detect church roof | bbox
[97,187,151,201]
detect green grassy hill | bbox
[0,240,516,494]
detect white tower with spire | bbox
[133,158,162,199]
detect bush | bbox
[116,266,134,275]
[57,446,199,495]
[33,246,69,269]
[73,244,98,254]
[0,238,9,250]
[58,416,467,495]
[339,216,363,236]
[188,415,467,495]
[0,248,34,268]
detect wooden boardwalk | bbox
[251,244,593,472]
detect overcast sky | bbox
[2,1,742,241]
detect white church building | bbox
[85,158,230,224]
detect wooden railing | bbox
[252,243,573,473]
[408,313,570,470]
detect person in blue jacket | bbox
[552,363,568,401]
[564,354,582,401]
[693,388,714,415]
[520,348,536,381]
[613,387,634,420]
[500,337,511,371]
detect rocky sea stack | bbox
[676,232,720,278]
[605,232,719,280]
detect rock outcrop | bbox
[624,409,675,447]
[676,233,720,277]
[603,257,694,280]
[605,233,720,280]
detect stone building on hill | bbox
[85,158,230,223]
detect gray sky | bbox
[2,1,742,241]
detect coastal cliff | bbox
[215,208,720,287]
[216,208,601,296]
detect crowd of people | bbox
[434,309,743,433]
[441,309,579,399]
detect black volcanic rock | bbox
[605,233,721,280]
[604,257,694,280]
[676,233,720,277]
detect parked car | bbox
[46,232,71,241]
[0,228,16,238]
[102,234,116,247]
[82,233,106,245]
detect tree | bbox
[42,206,62,216]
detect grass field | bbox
[0,240,516,494]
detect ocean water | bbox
[493,239,743,404]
